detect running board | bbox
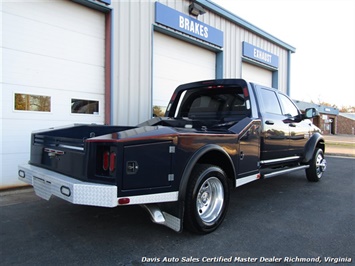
[263,165,309,179]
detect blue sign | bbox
[242,42,279,68]
[155,2,223,47]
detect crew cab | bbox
[18,79,327,234]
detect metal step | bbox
[263,165,309,179]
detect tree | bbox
[317,101,355,113]
[339,105,355,113]
[14,94,26,110]
[14,94,51,112]
[153,106,165,117]
[318,101,337,109]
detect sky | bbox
[212,0,355,108]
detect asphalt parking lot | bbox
[1,155,354,265]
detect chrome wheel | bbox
[306,148,326,182]
[185,164,230,234]
[196,177,224,225]
[315,153,327,178]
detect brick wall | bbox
[337,115,355,135]
[311,114,337,135]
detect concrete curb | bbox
[326,153,355,158]
[0,186,33,196]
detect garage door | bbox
[1,1,105,187]
[153,32,216,113]
[242,62,273,87]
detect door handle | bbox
[265,120,274,125]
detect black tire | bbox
[184,164,230,234]
[306,148,326,182]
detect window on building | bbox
[71,99,99,114]
[14,93,51,112]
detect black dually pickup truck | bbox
[18,79,326,234]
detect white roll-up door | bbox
[1,1,105,187]
[153,32,216,111]
[242,62,273,87]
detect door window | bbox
[260,89,282,115]
[278,94,299,117]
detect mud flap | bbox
[33,176,52,200]
[141,201,184,232]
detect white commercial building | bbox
[0,0,295,188]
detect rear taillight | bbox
[102,151,116,172]
[96,145,117,177]
[103,151,110,171]
[109,152,116,172]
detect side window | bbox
[260,89,282,115]
[14,93,51,112]
[178,87,248,118]
[71,99,99,114]
[278,94,299,117]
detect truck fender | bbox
[177,144,236,215]
[302,133,325,163]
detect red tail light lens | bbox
[118,198,130,205]
[97,146,117,177]
[102,151,116,172]
[243,87,249,97]
[103,151,110,171]
[109,152,116,172]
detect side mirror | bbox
[304,108,319,119]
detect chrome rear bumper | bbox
[18,163,118,207]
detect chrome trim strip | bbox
[236,173,259,187]
[119,192,179,205]
[263,165,309,179]
[260,156,300,165]
[58,144,84,151]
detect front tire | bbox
[184,164,230,234]
[306,148,326,182]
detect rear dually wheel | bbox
[184,164,230,234]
